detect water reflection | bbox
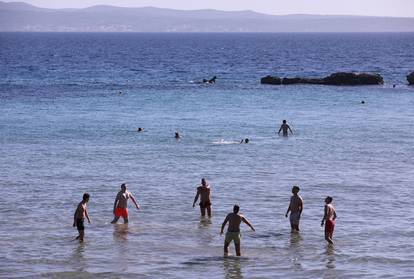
[223,257,243,279]
[113,224,129,241]
[325,244,336,269]
[71,242,86,272]
[198,217,212,229]
[289,233,303,270]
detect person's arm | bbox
[242,216,255,231]
[113,193,120,213]
[130,194,140,209]
[321,205,327,227]
[299,198,304,215]
[73,207,78,226]
[220,215,229,235]
[333,209,337,220]
[192,189,200,208]
[289,126,293,134]
[278,126,282,134]
[85,206,91,224]
[285,204,291,218]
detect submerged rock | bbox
[407,72,414,85]
[260,75,282,85]
[261,72,384,86]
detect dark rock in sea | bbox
[323,72,383,85]
[407,72,414,85]
[261,72,384,86]
[261,75,282,85]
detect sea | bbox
[0,33,414,278]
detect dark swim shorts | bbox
[75,218,85,231]
[199,201,212,208]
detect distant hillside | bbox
[1,1,414,32]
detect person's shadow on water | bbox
[223,256,243,279]
[325,244,336,269]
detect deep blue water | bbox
[0,33,414,278]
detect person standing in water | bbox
[321,196,337,244]
[285,185,304,232]
[193,178,212,218]
[278,120,293,136]
[111,183,140,224]
[220,205,255,256]
[73,193,91,242]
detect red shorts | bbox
[326,219,335,234]
[115,207,128,218]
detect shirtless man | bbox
[73,193,91,242]
[285,185,304,232]
[321,196,337,244]
[111,183,140,224]
[192,178,212,218]
[278,120,293,136]
[220,205,255,256]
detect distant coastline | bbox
[1,1,414,32]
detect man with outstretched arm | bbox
[220,205,255,256]
[111,183,140,224]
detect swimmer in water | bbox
[73,193,91,242]
[111,183,140,224]
[321,196,337,244]
[192,178,212,218]
[175,132,181,139]
[285,186,303,233]
[278,120,293,136]
[137,127,144,132]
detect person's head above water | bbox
[283,120,287,124]
[292,185,300,194]
[175,132,180,138]
[244,138,249,144]
[82,193,90,202]
[121,183,127,192]
[325,196,333,204]
[233,204,240,213]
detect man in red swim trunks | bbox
[192,178,212,218]
[321,196,337,244]
[111,183,140,224]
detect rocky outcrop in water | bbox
[407,72,414,85]
[261,72,384,86]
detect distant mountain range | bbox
[1,1,414,32]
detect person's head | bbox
[233,204,240,213]
[121,183,127,192]
[175,132,180,138]
[201,177,207,186]
[245,138,249,144]
[292,185,300,194]
[325,196,333,204]
[82,193,90,202]
[138,127,143,132]
[283,120,287,124]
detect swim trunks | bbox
[326,219,335,234]
[75,218,84,231]
[225,232,241,245]
[199,201,212,208]
[115,207,128,218]
[289,212,301,226]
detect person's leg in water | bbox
[123,216,129,224]
[206,205,211,218]
[235,242,241,257]
[111,216,119,224]
[325,224,334,244]
[78,230,85,242]
[200,205,206,217]
[224,240,230,255]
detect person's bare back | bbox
[289,195,303,214]
[225,213,243,232]
[115,190,131,209]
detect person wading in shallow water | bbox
[321,196,337,244]
[111,183,140,224]
[285,185,304,232]
[73,193,91,242]
[220,205,255,256]
[278,120,293,136]
[193,178,212,218]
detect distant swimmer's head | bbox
[175,132,181,139]
[233,204,240,213]
[361,100,365,104]
[201,177,208,187]
[83,193,90,202]
[137,127,143,132]
[244,138,249,144]
[325,196,333,204]
[393,84,396,88]
[292,185,300,194]
[283,120,287,124]
[121,183,127,192]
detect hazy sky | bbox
[4,0,414,17]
